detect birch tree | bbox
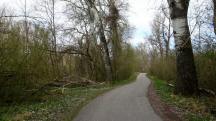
[167,0,198,95]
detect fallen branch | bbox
[168,83,174,87]
[167,83,216,97]
[25,76,97,96]
[199,88,216,97]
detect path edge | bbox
[147,79,182,121]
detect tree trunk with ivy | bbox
[87,0,113,82]
[108,0,121,80]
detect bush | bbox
[196,51,216,92]
[147,50,216,92]
[148,55,176,83]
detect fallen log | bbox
[199,88,216,97]
[167,83,216,97]
[25,76,97,96]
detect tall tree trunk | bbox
[109,0,121,80]
[24,0,29,82]
[167,0,198,95]
[99,24,113,82]
[161,5,171,58]
[51,0,60,78]
[213,0,216,35]
[162,18,171,58]
[87,0,113,81]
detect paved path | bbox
[74,73,162,121]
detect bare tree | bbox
[148,13,165,58]
[161,4,172,57]
[85,0,113,81]
[35,0,60,77]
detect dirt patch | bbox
[148,82,182,121]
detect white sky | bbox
[0,0,162,46]
[127,0,162,45]
[1,0,207,46]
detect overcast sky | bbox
[0,0,163,45]
[1,0,208,46]
[127,0,163,45]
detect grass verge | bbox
[148,75,216,121]
[0,73,138,121]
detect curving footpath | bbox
[74,73,162,121]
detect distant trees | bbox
[161,5,172,58]
[149,13,165,58]
[146,12,176,81]
[147,4,172,59]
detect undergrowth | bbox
[148,75,216,121]
[0,73,138,121]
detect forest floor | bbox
[0,73,138,121]
[148,75,216,121]
[74,73,162,121]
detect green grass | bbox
[148,75,216,121]
[0,73,138,121]
[0,85,111,121]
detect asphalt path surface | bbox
[74,73,162,121]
